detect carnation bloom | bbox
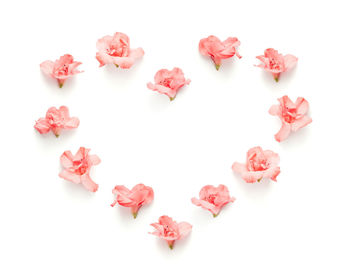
[34,106,79,137]
[96,32,144,69]
[232,146,280,183]
[147,67,190,100]
[149,216,192,249]
[255,48,297,82]
[269,95,312,142]
[191,185,236,217]
[111,184,154,218]
[59,147,101,192]
[40,54,83,87]
[199,35,241,70]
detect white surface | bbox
[1,0,349,277]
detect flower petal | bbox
[275,123,292,142]
[60,151,74,168]
[262,166,281,182]
[63,117,80,129]
[295,97,309,115]
[291,116,312,132]
[178,222,192,239]
[129,47,144,60]
[232,162,247,174]
[284,54,298,71]
[34,118,51,134]
[147,83,176,99]
[268,104,281,116]
[191,198,219,215]
[81,174,98,192]
[89,154,101,165]
[240,171,263,183]
[59,170,81,184]
[40,61,54,76]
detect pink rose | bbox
[191,185,236,217]
[199,35,242,70]
[40,54,83,88]
[255,48,298,82]
[59,147,101,192]
[96,32,144,69]
[269,95,312,142]
[34,106,79,137]
[147,67,191,101]
[149,216,192,249]
[232,146,280,183]
[111,183,154,218]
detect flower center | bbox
[282,106,301,123]
[47,114,60,127]
[73,159,88,175]
[159,78,173,88]
[164,225,177,237]
[248,153,268,171]
[55,64,69,76]
[107,41,129,57]
[269,58,282,71]
[206,194,217,204]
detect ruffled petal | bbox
[268,104,281,116]
[63,117,80,129]
[262,166,281,182]
[112,56,135,69]
[89,154,101,165]
[59,170,81,184]
[60,151,74,168]
[113,185,131,196]
[112,185,134,207]
[129,47,144,60]
[232,162,247,174]
[74,147,89,161]
[275,123,292,142]
[178,222,192,239]
[291,116,312,132]
[284,54,298,71]
[40,61,54,76]
[191,198,219,215]
[34,118,51,134]
[147,83,176,99]
[81,174,98,192]
[240,171,263,183]
[295,97,309,115]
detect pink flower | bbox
[96,32,144,69]
[255,48,298,82]
[111,184,154,218]
[191,185,236,217]
[34,106,79,137]
[147,67,190,100]
[269,95,312,142]
[59,147,101,192]
[150,216,192,249]
[232,146,280,183]
[40,54,83,88]
[199,35,242,70]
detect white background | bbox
[1,0,349,277]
